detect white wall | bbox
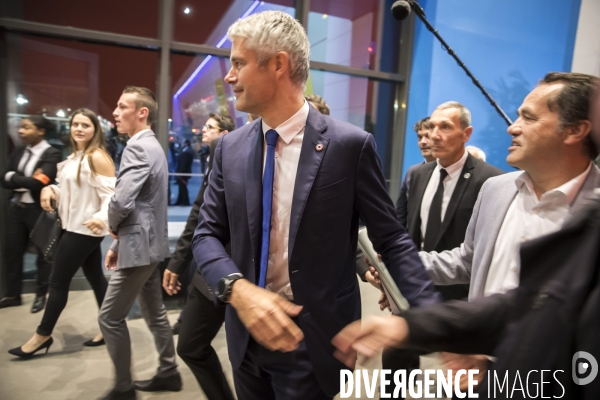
[571,0,600,76]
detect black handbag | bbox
[30,204,63,263]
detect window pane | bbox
[307,69,397,180]
[307,0,400,73]
[2,0,159,38]
[6,33,158,162]
[171,53,249,137]
[174,0,295,47]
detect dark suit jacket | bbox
[404,201,600,399]
[167,138,219,299]
[192,107,441,396]
[406,153,503,252]
[406,154,502,300]
[396,161,426,227]
[1,144,61,206]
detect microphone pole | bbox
[399,0,513,126]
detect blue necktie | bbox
[258,129,279,288]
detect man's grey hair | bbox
[435,101,471,129]
[228,11,310,89]
[466,145,487,162]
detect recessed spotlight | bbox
[184,7,191,14]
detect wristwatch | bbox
[217,273,244,303]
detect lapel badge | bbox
[463,172,471,179]
[315,143,324,152]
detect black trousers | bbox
[177,285,235,400]
[175,177,190,205]
[233,336,331,400]
[5,203,51,298]
[36,231,107,336]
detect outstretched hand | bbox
[230,279,304,352]
[332,315,409,368]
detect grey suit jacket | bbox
[109,130,170,269]
[419,165,600,300]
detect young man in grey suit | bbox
[99,86,180,400]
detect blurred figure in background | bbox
[174,139,195,206]
[396,117,436,226]
[466,144,487,162]
[9,108,115,358]
[0,115,61,313]
[305,94,330,115]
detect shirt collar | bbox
[27,140,50,155]
[435,149,468,177]
[128,129,152,144]
[261,100,309,144]
[516,163,592,205]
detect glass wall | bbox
[0,0,409,293]
[174,0,295,47]
[6,33,158,164]
[1,0,160,37]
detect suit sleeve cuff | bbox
[4,171,15,181]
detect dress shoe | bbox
[8,337,53,359]
[31,296,46,313]
[83,338,105,347]
[99,387,137,400]
[0,297,22,309]
[172,320,181,335]
[133,372,182,392]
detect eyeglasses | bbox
[203,124,221,131]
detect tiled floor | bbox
[0,280,446,399]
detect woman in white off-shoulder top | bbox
[10,108,116,358]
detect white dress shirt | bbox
[484,163,592,296]
[4,140,52,203]
[261,100,309,299]
[50,151,116,237]
[420,149,469,246]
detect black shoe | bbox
[8,337,53,359]
[0,297,22,309]
[31,296,46,313]
[83,338,105,347]
[99,387,137,400]
[172,321,181,335]
[133,372,182,392]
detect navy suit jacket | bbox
[192,106,440,396]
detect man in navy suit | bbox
[192,10,440,399]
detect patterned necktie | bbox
[423,168,448,251]
[258,129,279,288]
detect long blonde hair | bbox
[68,108,114,185]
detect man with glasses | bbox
[162,112,235,400]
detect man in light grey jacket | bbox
[99,86,180,400]
[420,72,600,300]
[416,72,600,388]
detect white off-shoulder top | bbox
[50,151,116,237]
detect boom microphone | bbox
[391,0,411,21]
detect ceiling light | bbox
[56,109,66,118]
[184,7,191,14]
[16,94,28,105]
